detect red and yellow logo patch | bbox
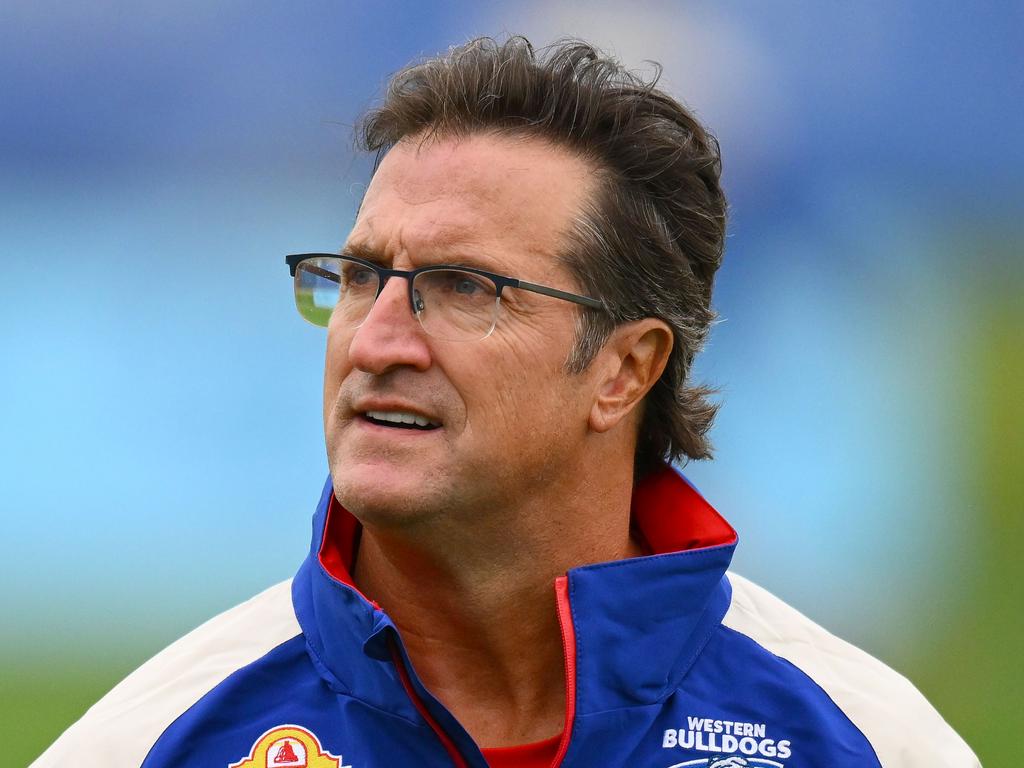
[229,725,349,768]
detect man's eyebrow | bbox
[340,242,384,263]
[340,241,507,274]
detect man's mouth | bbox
[362,410,442,431]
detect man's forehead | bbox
[374,132,587,196]
[349,186,491,255]
[350,132,597,268]
[345,213,487,262]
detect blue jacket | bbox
[32,467,979,768]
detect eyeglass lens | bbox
[294,257,500,341]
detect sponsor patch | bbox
[230,725,351,768]
[662,716,792,767]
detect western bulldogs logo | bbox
[667,757,784,768]
[662,716,792,767]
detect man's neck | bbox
[350,466,643,748]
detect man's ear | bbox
[589,318,674,434]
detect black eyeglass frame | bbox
[285,253,606,320]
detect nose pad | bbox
[413,288,425,314]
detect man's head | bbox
[358,37,727,476]
[321,37,726,527]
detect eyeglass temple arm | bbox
[300,264,341,284]
[515,280,605,311]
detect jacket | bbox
[31,466,980,767]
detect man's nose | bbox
[345,276,432,374]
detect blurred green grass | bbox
[3,653,146,766]
[906,279,1024,764]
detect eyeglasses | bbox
[285,253,605,342]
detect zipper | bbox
[551,575,577,767]
[389,638,470,768]
[388,578,578,768]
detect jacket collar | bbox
[291,465,737,716]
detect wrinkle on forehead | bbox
[352,133,598,274]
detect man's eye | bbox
[347,267,375,286]
[454,276,483,295]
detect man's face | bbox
[323,132,603,527]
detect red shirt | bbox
[481,734,562,768]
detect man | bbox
[33,37,978,768]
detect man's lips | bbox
[362,410,441,430]
[350,400,443,431]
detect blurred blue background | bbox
[2,1,1021,764]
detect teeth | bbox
[365,410,440,428]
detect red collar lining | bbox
[630,467,736,554]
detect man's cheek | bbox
[322,342,348,412]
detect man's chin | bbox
[330,459,442,527]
